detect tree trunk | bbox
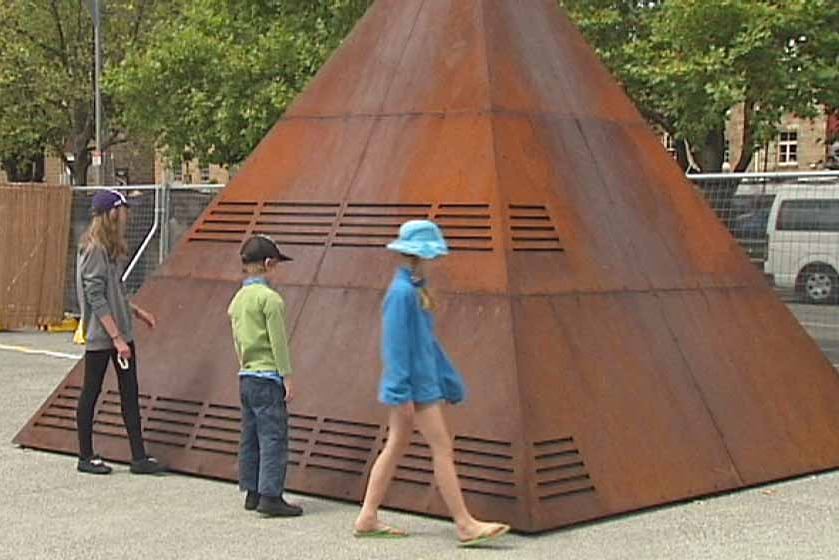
[734,100,756,172]
[1,152,45,182]
[71,149,91,186]
[696,128,726,172]
[69,100,95,186]
[675,139,691,171]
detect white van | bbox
[765,184,839,304]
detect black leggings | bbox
[76,342,146,461]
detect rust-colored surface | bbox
[15,0,839,532]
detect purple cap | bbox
[91,189,129,216]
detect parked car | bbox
[728,207,771,262]
[764,184,839,304]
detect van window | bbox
[776,199,839,232]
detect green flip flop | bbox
[353,525,409,539]
[458,523,511,548]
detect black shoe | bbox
[130,456,166,475]
[256,496,303,517]
[77,455,112,475]
[244,491,260,511]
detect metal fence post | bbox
[159,182,170,264]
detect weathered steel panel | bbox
[15,0,839,533]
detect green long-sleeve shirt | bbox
[227,279,293,376]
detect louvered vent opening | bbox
[533,437,595,501]
[254,202,340,246]
[307,418,379,476]
[190,200,258,244]
[433,204,493,252]
[390,432,517,501]
[139,396,199,448]
[33,384,82,432]
[509,204,563,252]
[287,413,317,466]
[193,403,240,456]
[453,435,517,500]
[32,383,522,502]
[334,203,431,248]
[187,200,500,252]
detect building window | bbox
[200,164,211,183]
[663,133,677,159]
[115,167,129,186]
[172,164,184,183]
[778,131,798,166]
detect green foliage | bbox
[0,0,177,183]
[561,0,839,171]
[107,0,371,167]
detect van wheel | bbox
[798,264,839,304]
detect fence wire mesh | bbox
[63,185,222,314]
[62,178,839,348]
[691,172,839,345]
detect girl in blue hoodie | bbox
[353,220,510,548]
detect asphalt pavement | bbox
[2,318,839,560]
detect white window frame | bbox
[171,163,184,183]
[200,164,211,183]
[663,133,677,159]
[778,131,798,166]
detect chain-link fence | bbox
[691,171,839,346]
[64,185,223,314]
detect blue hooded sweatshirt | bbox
[378,267,467,406]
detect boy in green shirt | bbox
[228,235,302,517]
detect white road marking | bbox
[801,322,839,330]
[0,343,81,361]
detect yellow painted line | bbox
[0,343,81,361]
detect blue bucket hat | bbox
[386,220,449,260]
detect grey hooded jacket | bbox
[76,244,134,351]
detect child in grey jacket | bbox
[75,189,164,476]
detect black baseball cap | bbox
[240,235,293,264]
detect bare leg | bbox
[414,403,509,541]
[354,405,413,533]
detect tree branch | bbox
[734,99,756,172]
[8,22,67,65]
[48,0,72,71]
[102,131,128,151]
[130,0,152,46]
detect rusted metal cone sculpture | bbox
[16,0,839,532]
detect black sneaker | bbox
[244,491,260,511]
[129,456,166,475]
[256,496,303,517]
[77,455,112,475]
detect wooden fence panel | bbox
[0,184,72,328]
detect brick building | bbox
[660,106,835,173]
[726,105,833,172]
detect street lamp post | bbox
[91,0,104,185]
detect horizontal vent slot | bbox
[203,218,250,225]
[34,419,76,431]
[263,202,340,208]
[435,213,490,220]
[540,487,597,502]
[217,201,257,207]
[187,237,241,244]
[454,436,513,455]
[254,219,333,227]
[533,437,595,500]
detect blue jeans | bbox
[239,377,288,498]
